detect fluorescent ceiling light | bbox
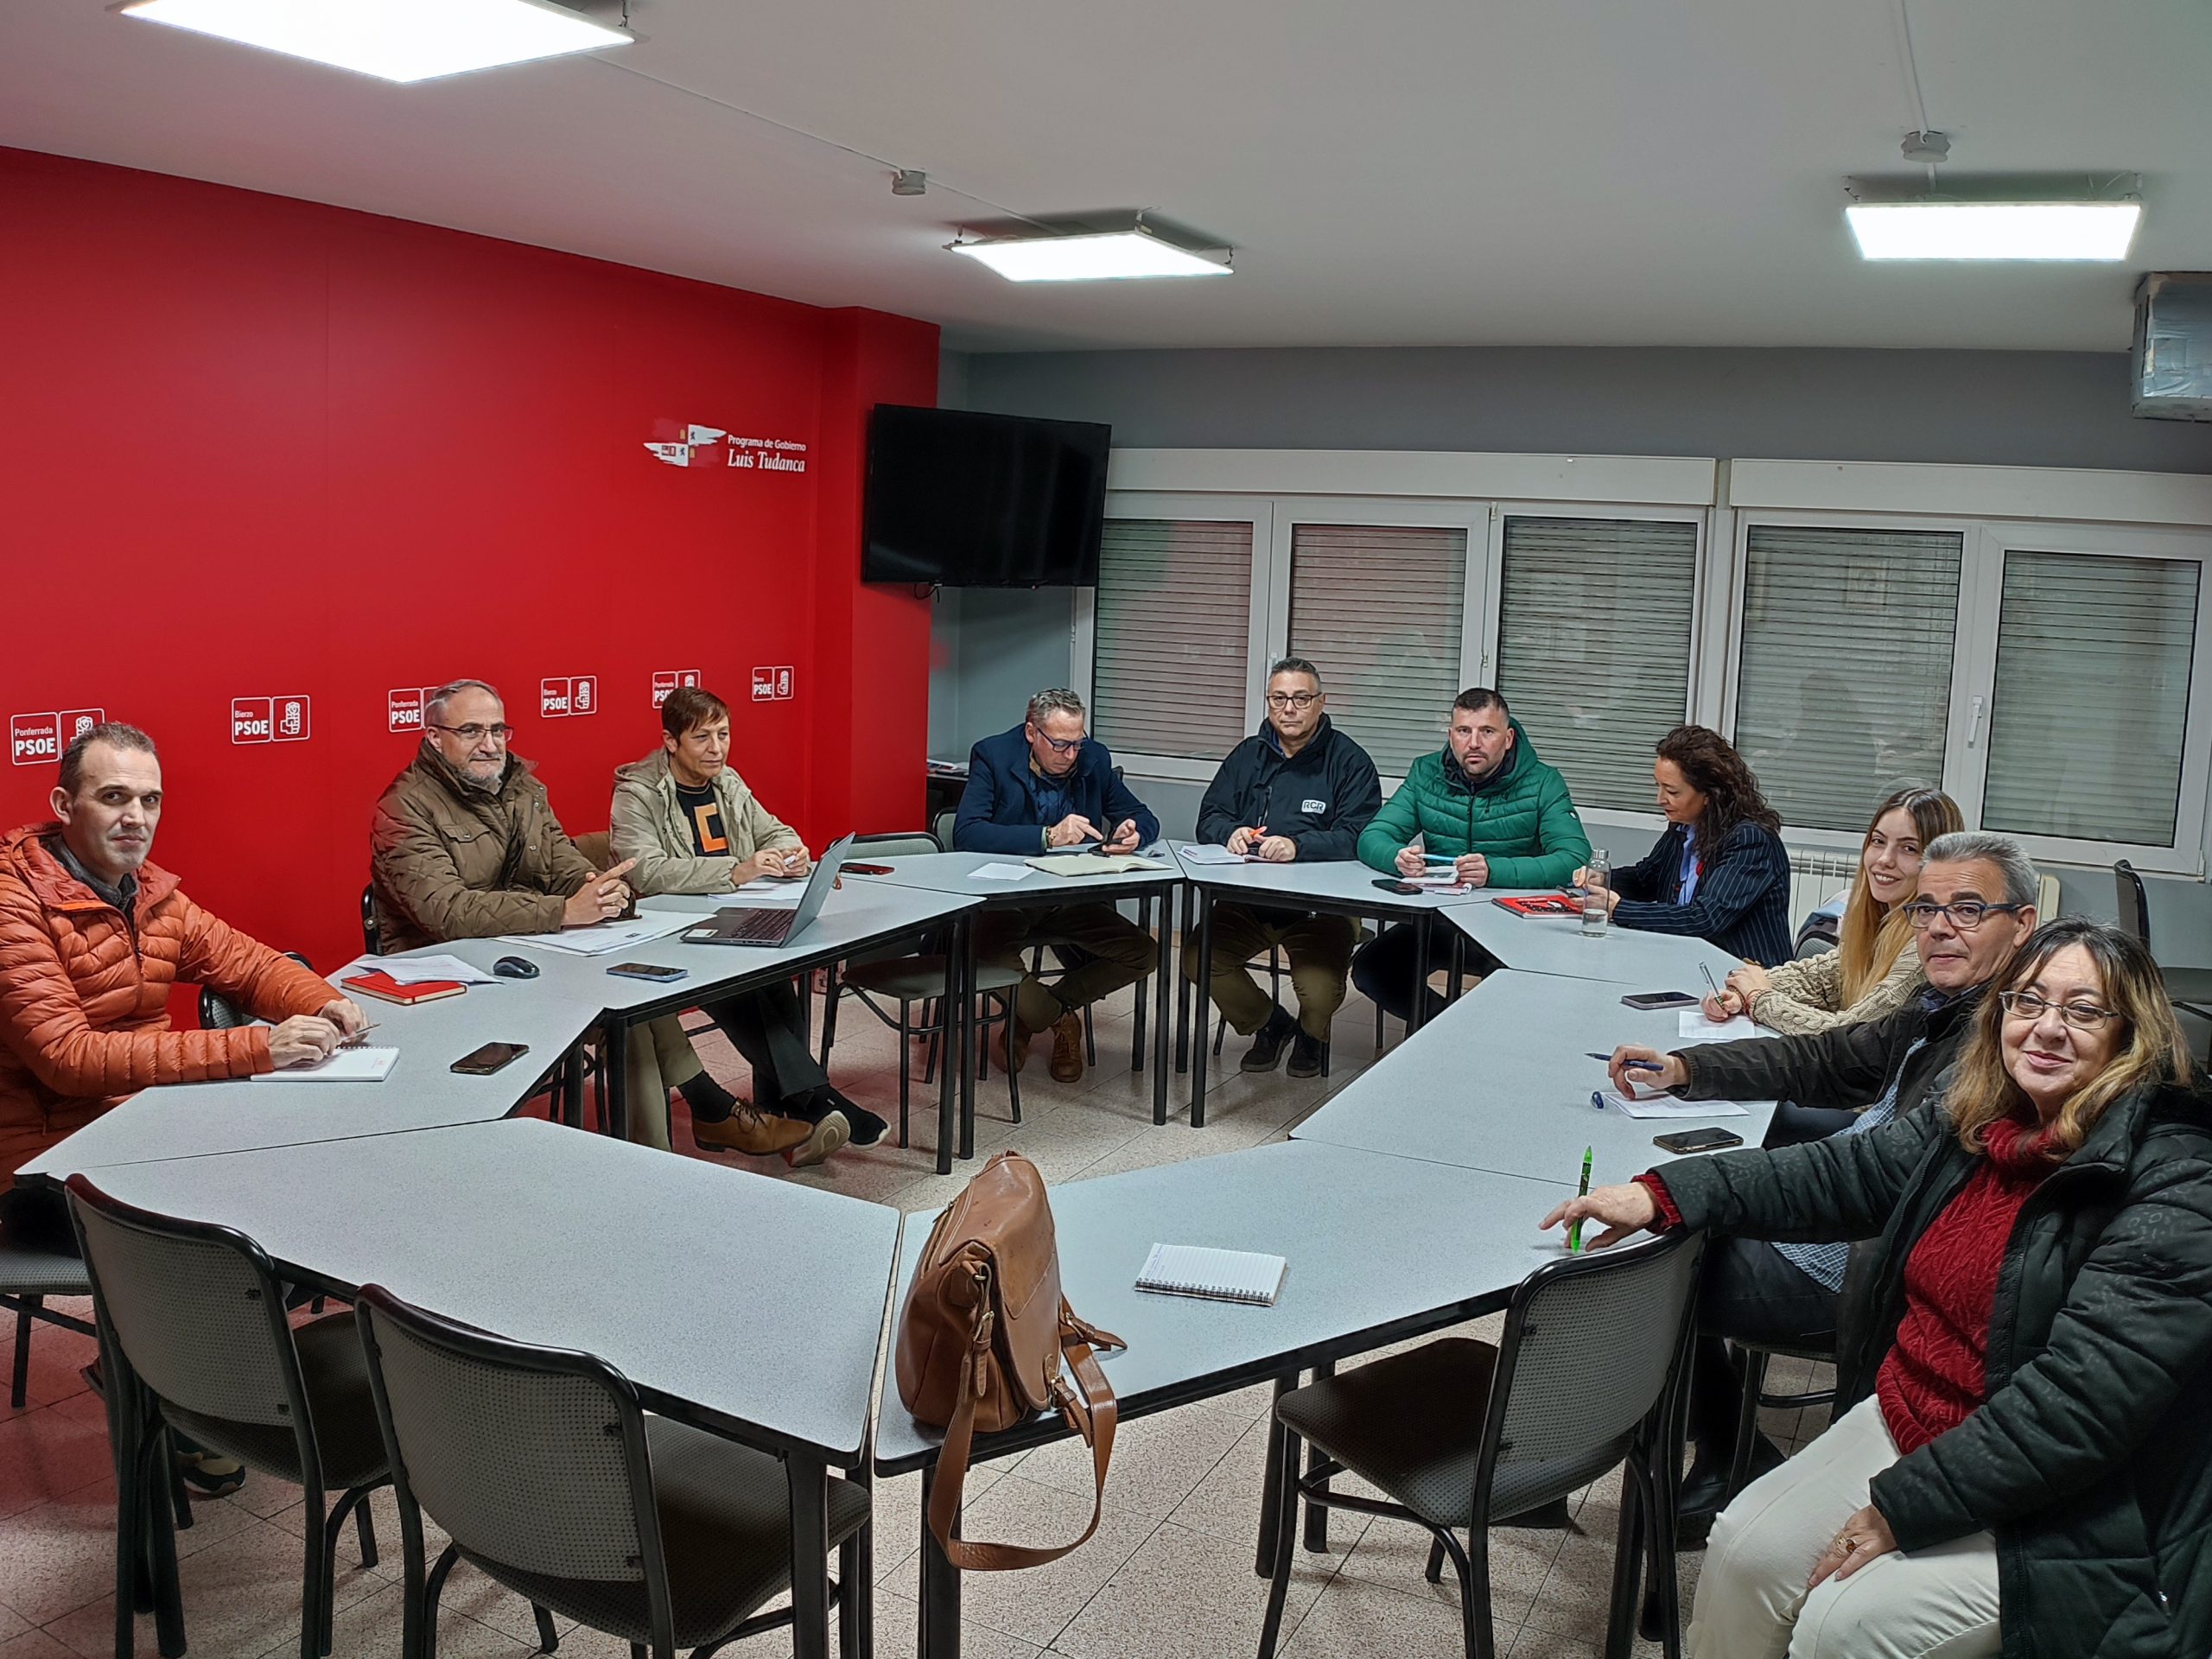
[118,0,632,84]
[949,224,1232,283]
[1846,200,2140,261]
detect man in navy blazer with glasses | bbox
[953,687,1160,1083]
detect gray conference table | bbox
[76,1117,902,1659]
[874,1138,1579,1659]
[1294,969,1777,1190]
[483,882,986,1170]
[14,963,598,1180]
[853,849,1183,1140]
[1169,845,1529,1125]
[1446,899,1745,988]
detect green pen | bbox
[1567,1146,1593,1254]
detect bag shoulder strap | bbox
[925,1318,1119,1572]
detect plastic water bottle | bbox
[1581,849,1610,938]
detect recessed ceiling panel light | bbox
[1846,200,2140,261]
[949,221,1233,283]
[118,0,632,84]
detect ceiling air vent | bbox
[2132,273,2212,421]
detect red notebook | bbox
[1491,893,1582,918]
[341,970,467,1006]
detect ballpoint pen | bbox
[1568,1146,1593,1253]
[339,1022,380,1048]
[1699,961,1725,1005]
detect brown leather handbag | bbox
[894,1149,1126,1570]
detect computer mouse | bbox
[493,956,540,980]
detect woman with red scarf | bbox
[1545,918,2212,1659]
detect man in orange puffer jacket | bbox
[0,723,360,1250]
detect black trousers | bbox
[1350,921,1497,1025]
[1687,1236,1840,1470]
[701,981,830,1112]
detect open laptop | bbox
[681,834,855,948]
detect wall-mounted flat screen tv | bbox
[861,404,1109,586]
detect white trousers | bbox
[1688,1396,2001,1659]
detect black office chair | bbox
[359,886,382,959]
[2115,861,2212,1057]
[67,1175,392,1659]
[1255,1230,1707,1659]
[355,1283,869,1659]
[199,950,315,1031]
[1,1238,94,1409]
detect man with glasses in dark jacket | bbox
[1603,830,2040,1540]
[1187,658,1382,1077]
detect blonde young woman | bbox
[1548,918,2212,1659]
[1703,788,1965,1036]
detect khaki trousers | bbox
[1182,903,1357,1039]
[1690,1396,1999,1659]
[618,1014,707,1154]
[973,903,1156,1036]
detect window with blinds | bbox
[1732,526,1962,832]
[1091,518,1256,761]
[1982,550,2200,846]
[1286,524,1468,777]
[1492,516,1698,811]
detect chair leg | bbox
[348,1485,380,1568]
[302,1484,330,1659]
[423,1542,461,1659]
[10,1297,35,1409]
[999,996,1023,1124]
[1255,1424,1302,1659]
[531,1602,559,1653]
[1457,1526,1497,1659]
[1726,1349,1771,1500]
[817,968,842,1068]
[895,1002,912,1150]
[1083,1001,1096,1066]
[143,1426,185,1659]
[1426,1535,1446,1583]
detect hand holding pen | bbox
[1605,1044,1686,1098]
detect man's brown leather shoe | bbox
[1048,1011,1084,1083]
[692,1103,812,1157]
[995,1020,1035,1075]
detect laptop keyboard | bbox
[724,908,788,942]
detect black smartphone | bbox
[1653,1126,1744,1154]
[1371,878,1423,895]
[607,962,688,982]
[450,1041,529,1076]
[1621,990,1699,1011]
[843,861,893,875]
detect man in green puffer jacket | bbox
[1351,687,1591,1024]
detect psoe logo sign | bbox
[388,688,434,733]
[232,696,311,745]
[540,676,599,718]
[10,709,105,766]
[649,669,703,709]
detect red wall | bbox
[0,148,938,981]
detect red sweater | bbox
[1636,1114,2056,1452]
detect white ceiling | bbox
[5,0,2209,353]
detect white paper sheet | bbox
[1178,844,1252,866]
[495,913,695,957]
[1592,1089,1755,1120]
[1678,1007,1756,1042]
[371,954,502,985]
[254,1047,399,1083]
[970,862,1033,881]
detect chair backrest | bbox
[575,830,615,872]
[852,830,944,859]
[200,950,313,1031]
[361,884,383,957]
[931,808,957,848]
[66,1176,323,1467]
[354,1284,676,1641]
[1474,1230,1706,1522]
[2114,861,2152,945]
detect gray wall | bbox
[925,343,2212,963]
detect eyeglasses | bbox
[1266,692,1320,710]
[1999,990,2120,1031]
[429,722,515,744]
[1031,730,1084,754]
[1900,899,2025,931]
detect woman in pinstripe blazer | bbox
[1580,724,1794,965]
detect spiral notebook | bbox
[1135,1243,1287,1306]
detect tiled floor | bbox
[1,970,1834,1659]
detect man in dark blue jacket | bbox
[953,688,1161,1082]
[1190,658,1381,1077]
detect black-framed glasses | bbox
[1998,989,2120,1030]
[1901,899,2024,931]
[429,721,515,743]
[1266,691,1320,710]
[1032,731,1084,754]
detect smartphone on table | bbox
[607,962,688,982]
[450,1042,529,1077]
[1620,990,1699,1011]
[1653,1126,1744,1154]
[844,862,893,876]
[1371,878,1424,895]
